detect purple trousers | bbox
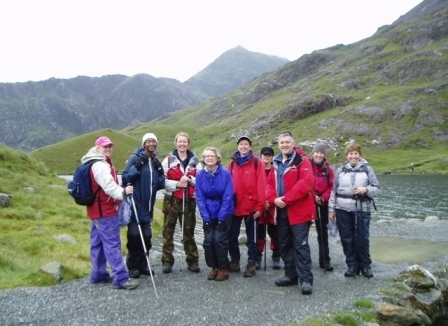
[90,215,129,287]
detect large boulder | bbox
[377,265,448,325]
[377,303,431,325]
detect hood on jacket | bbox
[81,147,106,164]
[343,157,368,170]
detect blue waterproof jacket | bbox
[195,164,234,222]
[122,147,165,223]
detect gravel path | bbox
[1,219,447,326]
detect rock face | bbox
[377,265,448,325]
[0,193,11,208]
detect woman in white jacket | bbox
[328,143,380,278]
[81,136,137,290]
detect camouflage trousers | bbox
[161,195,199,266]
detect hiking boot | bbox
[215,269,229,281]
[139,267,155,276]
[301,282,312,295]
[319,262,334,272]
[113,280,138,290]
[207,268,219,280]
[273,257,281,270]
[243,260,257,277]
[344,269,356,277]
[129,269,140,279]
[275,275,299,287]
[91,275,113,284]
[230,258,240,272]
[255,256,262,270]
[361,268,373,278]
[162,265,173,274]
[187,264,200,273]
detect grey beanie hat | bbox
[312,143,327,155]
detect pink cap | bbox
[95,136,114,147]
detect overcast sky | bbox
[1,0,422,83]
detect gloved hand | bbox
[202,222,210,232]
[216,220,227,232]
[153,160,164,177]
[134,155,149,171]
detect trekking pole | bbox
[264,214,267,271]
[253,214,257,254]
[129,192,158,298]
[180,187,186,272]
[354,195,359,278]
[317,205,326,274]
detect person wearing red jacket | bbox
[311,143,335,272]
[81,136,138,290]
[228,135,266,277]
[266,131,315,295]
[256,147,281,270]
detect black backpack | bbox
[67,160,100,205]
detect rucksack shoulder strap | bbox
[254,157,259,172]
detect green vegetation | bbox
[333,312,359,326]
[0,144,164,289]
[293,299,378,325]
[354,299,375,309]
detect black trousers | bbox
[126,220,152,271]
[203,216,232,269]
[315,204,331,266]
[277,208,313,285]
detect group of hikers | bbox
[82,130,380,294]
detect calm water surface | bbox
[374,174,448,220]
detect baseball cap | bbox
[236,135,252,145]
[261,147,274,156]
[95,136,114,147]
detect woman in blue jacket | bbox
[196,147,234,281]
[122,133,165,279]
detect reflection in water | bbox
[371,237,448,264]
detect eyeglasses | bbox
[204,155,216,158]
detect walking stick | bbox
[264,213,267,271]
[129,193,158,298]
[180,187,186,271]
[317,205,326,274]
[354,195,359,278]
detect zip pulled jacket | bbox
[81,147,124,219]
[229,151,266,217]
[311,159,334,205]
[266,147,315,226]
[195,164,234,223]
[328,158,380,213]
[121,147,165,223]
[162,149,202,200]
